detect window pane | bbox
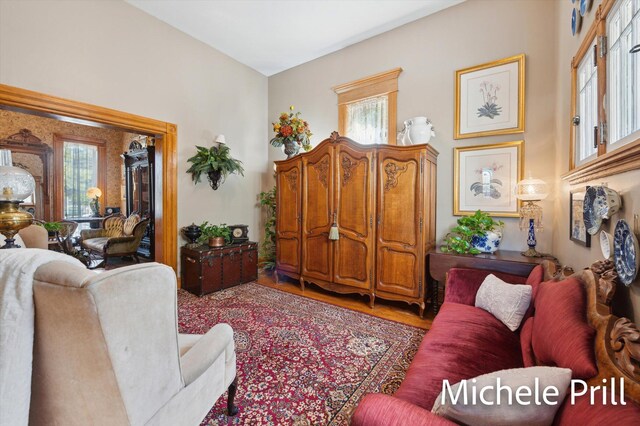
[608,0,640,147]
[576,40,598,164]
[345,95,388,144]
[63,142,98,218]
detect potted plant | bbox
[441,210,504,254]
[198,222,231,247]
[186,144,244,190]
[42,222,62,238]
[270,105,313,158]
[258,186,276,270]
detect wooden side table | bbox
[427,248,555,314]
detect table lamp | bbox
[515,176,549,257]
[86,187,102,217]
[0,149,36,248]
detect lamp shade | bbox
[86,187,102,198]
[515,177,549,201]
[0,149,36,202]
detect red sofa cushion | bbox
[351,394,457,426]
[394,302,524,410]
[554,393,640,425]
[521,264,544,323]
[445,268,529,306]
[532,277,598,379]
[520,317,536,367]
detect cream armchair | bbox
[29,261,238,426]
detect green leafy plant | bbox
[42,222,62,233]
[186,144,244,190]
[258,186,276,270]
[441,210,504,254]
[197,222,232,245]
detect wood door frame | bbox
[52,133,107,220]
[0,84,178,271]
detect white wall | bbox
[0,0,269,258]
[553,0,640,323]
[268,0,559,254]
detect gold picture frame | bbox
[454,54,525,139]
[454,140,524,217]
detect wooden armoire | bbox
[275,132,437,316]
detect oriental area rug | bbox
[177,283,425,426]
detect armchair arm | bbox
[104,235,136,253]
[80,228,106,240]
[351,394,456,426]
[444,268,528,306]
[180,323,235,386]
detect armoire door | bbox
[301,146,334,282]
[333,143,376,290]
[275,160,302,275]
[376,147,424,298]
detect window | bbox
[566,0,640,183]
[345,95,388,145]
[575,39,599,165]
[607,0,640,147]
[333,68,402,144]
[63,142,98,217]
[53,134,106,220]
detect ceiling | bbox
[126,0,465,76]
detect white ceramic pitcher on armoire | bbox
[397,116,435,145]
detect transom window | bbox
[345,95,389,145]
[333,68,402,145]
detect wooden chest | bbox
[181,242,258,296]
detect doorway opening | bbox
[0,84,178,270]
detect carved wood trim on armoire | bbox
[275,132,438,317]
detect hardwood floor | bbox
[255,271,434,330]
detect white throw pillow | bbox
[432,366,572,426]
[0,233,26,248]
[475,274,532,331]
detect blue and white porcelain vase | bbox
[471,230,503,254]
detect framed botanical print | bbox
[454,140,524,217]
[454,54,525,139]
[570,187,591,247]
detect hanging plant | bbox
[186,144,244,190]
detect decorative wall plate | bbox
[571,7,582,36]
[583,186,622,235]
[580,0,592,17]
[583,186,602,235]
[600,231,613,260]
[613,220,640,286]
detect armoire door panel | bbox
[377,247,419,297]
[333,145,375,290]
[376,149,424,297]
[379,159,419,246]
[334,235,369,288]
[302,150,334,282]
[304,233,332,277]
[277,238,299,271]
[275,161,301,274]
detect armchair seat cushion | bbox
[81,237,110,252]
[394,302,523,410]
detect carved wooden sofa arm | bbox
[547,259,640,404]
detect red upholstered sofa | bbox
[351,264,640,425]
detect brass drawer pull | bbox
[186,257,196,264]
